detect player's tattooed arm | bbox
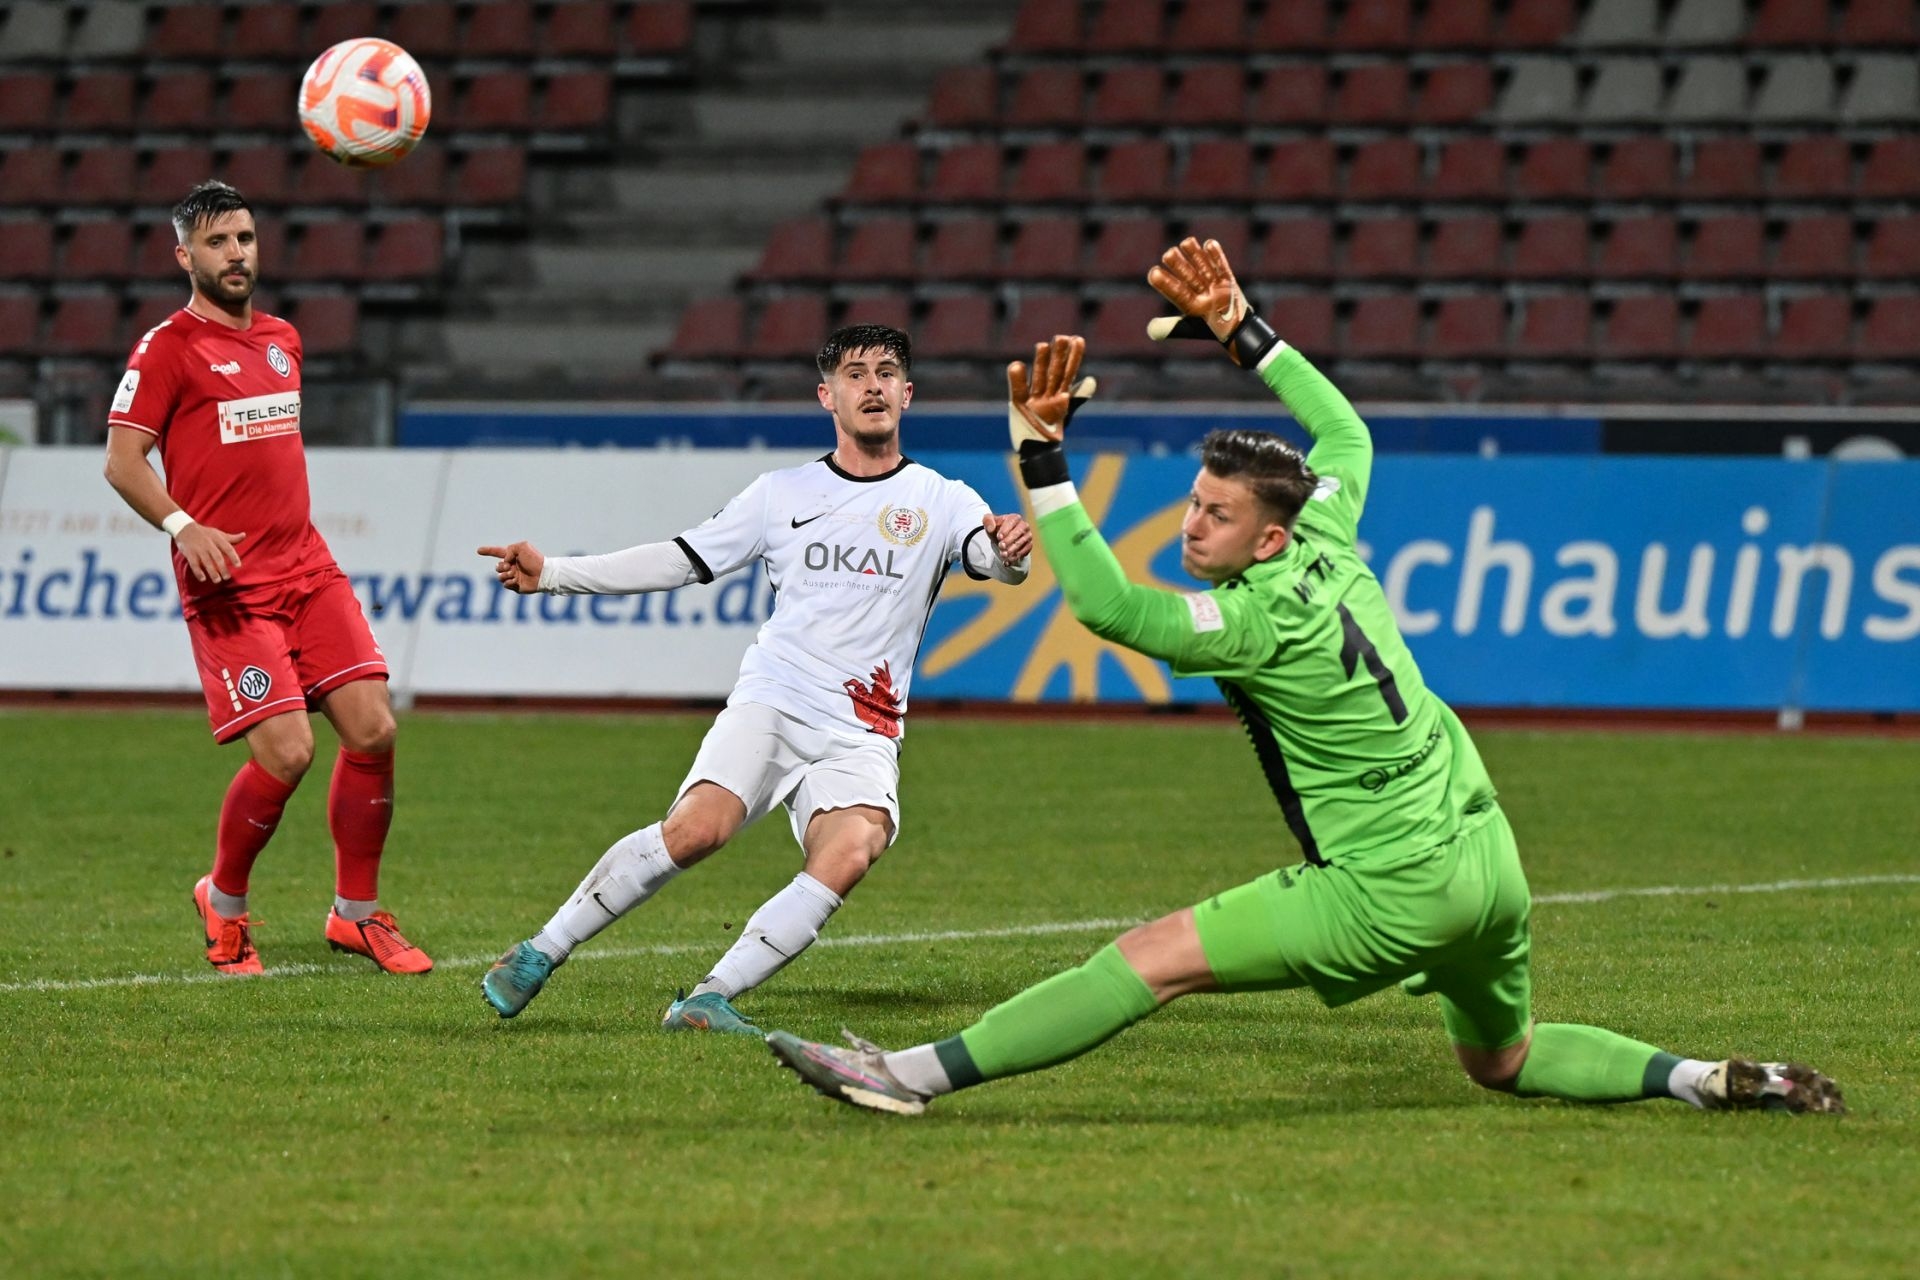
[103,426,245,583]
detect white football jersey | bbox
[675,454,1006,741]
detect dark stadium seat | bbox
[1002,291,1084,348]
[916,294,998,360]
[0,223,55,281]
[1188,216,1253,268]
[1252,0,1330,49]
[1333,64,1411,124]
[1599,137,1676,199]
[1775,137,1853,199]
[1863,214,1920,278]
[1345,138,1422,199]
[751,296,831,360]
[750,217,833,282]
[374,144,448,206]
[1088,0,1166,52]
[1859,137,1920,197]
[1499,0,1577,45]
[143,146,214,204]
[1087,216,1167,281]
[1689,295,1766,358]
[309,3,380,52]
[288,221,366,283]
[1748,0,1828,43]
[45,294,124,358]
[458,71,535,132]
[839,217,917,282]
[0,149,58,207]
[1010,142,1086,202]
[1837,0,1918,44]
[664,297,745,360]
[1007,66,1085,128]
[299,153,373,206]
[926,143,1002,202]
[1682,138,1764,199]
[1002,216,1083,281]
[1425,215,1505,279]
[252,222,289,277]
[1335,0,1414,47]
[1597,214,1679,278]
[544,0,616,57]
[389,3,460,60]
[1773,293,1854,358]
[1598,295,1681,358]
[450,146,527,206]
[1099,140,1171,202]
[843,143,920,204]
[222,145,292,206]
[1090,67,1166,128]
[1858,294,1920,358]
[1772,215,1855,279]
[1429,137,1506,200]
[226,73,299,133]
[67,147,138,205]
[289,295,361,357]
[1515,294,1591,358]
[1514,138,1591,200]
[626,1,695,56]
[1255,217,1337,281]
[1250,65,1330,123]
[366,218,444,282]
[1169,0,1249,51]
[1266,293,1336,352]
[928,67,997,128]
[1417,63,1495,124]
[1344,216,1420,278]
[1006,0,1083,53]
[135,224,181,279]
[922,218,999,281]
[464,0,535,57]
[0,295,39,353]
[1684,215,1766,278]
[59,221,134,282]
[1168,68,1248,126]
[64,72,138,131]
[1259,139,1338,201]
[147,6,221,60]
[1182,140,1254,201]
[540,72,615,131]
[1344,296,1421,357]
[0,72,57,131]
[1430,294,1508,358]
[230,4,301,59]
[127,296,182,343]
[1510,215,1590,278]
[1090,295,1167,358]
[144,71,216,133]
[1419,0,1495,47]
[839,295,911,332]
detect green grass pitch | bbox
[2,707,1915,1278]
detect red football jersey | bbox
[107,306,335,611]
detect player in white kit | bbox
[477,326,1035,1032]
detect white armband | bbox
[161,510,196,539]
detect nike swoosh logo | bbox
[791,513,826,528]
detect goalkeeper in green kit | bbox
[766,238,1844,1118]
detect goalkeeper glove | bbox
[1145,236,1283,369]
[1007,334,1096,489]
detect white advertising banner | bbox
[0,446,816,698]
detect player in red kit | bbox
[101,181,430,977]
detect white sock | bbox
[1668,1057,1717,1109]
[333,896,377,921]
[881,1044,954,1097]
[208,885,248,918]
[693,872,842,999]
[532,823,680,963]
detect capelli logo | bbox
[209,360,242,375]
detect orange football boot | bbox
[193,875,264,976]
[325,908,433,974]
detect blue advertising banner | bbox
[910,452,1920,713]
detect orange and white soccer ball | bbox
[298,37,432,168]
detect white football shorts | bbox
[674,701,901,849]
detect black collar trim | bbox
[822,453,914,483]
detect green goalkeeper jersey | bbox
[1036,346,1496,866]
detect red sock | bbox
[212,759,297,897]
[329,748,395,902]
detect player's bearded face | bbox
[1180,468,1288,583]
[180,211,258,306]
[821,348,912,446]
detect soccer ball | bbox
[298,37,432,169]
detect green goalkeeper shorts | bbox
[1192,802,1533,1050]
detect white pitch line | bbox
[3,873,1916,997]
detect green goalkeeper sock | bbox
[1514,1022,1681,1103]
[929,943,1160,1091]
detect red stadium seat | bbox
[143,146,215,202]
[127,296,183,343]
[1182,140,1254,201]
[916,294,998,359]
[1007,0,1083,52]
[59,222,135,282]
[1002,291,1083,348]
[1418,63,1495,124]
[144,71,216,132]
[1514,138,1590,200]
[928,67,997,128]
[1837,0,1917,44]
[1333,63,1410,123]
[1335,0,1413,47]
[1775,137,1853,199]
[465,0,534,57]
[1345,138,1422,199]
[1089,67,1165,128]
[458,71,534,131]
[1597,215,1679,278]
[750,296,831,361]
[64,72,138,131]
[1429,137,1506,200]
[1087,216,1167,281]
[1515,294,1590,357]
[299,153,373,206]
[751,217,833,282]
[1002,216,1083,281]
[310,4,380,52]
[1773,294,1854,358]
[839,295,911,331]
[288,221,366,283]
[1266,293,1336,352]
[1007,66,1085,128]
[1251,0,1329,49]
[1689,295,1766,358]
[289,295,361,357]
[1255,217,1336,281]
[838,217,917,282]
[1344,296,1421,357]
[1682,138,1764,199]
[1010,142,1086,203]
[1599,137,1676,199]
[926,144,1002,203]
[1748,0,1829,43]
[1509,215,1591,279]
[1250,65,1329,123]
[544,0,616,56]
[252,222,289,278]
[226,73,298,132]
[1259,139,1338,200]
[626,1,695,56]
[450,147,527,206]
[231,4,301,59]
[1685,215,1766,278]
[1088,0,1166,52]
[1772,215,1855,279]
[0,223,56,281]
[1864,214,1920,278]
[1858,294,1920,358]
[1344,216,1419,278]
[1099,140,1170,202]
[1090,295,1166,358]
[1419,0,1495,47]
[664,297,745,360]
[540,72,614,131]
[0,295,40,353]
[1499,0,1577,45]
[222,146,292,206]
[0,73,57,131]
[45,295,125,358]
[1169,0,1248,51]
[388,3,460,59]
[843,143,920,204]
[0,149,59,207]
[375,144,449,206]
[1425,216,1505,279]
[147,6,221,59]
[1598,295,1680,359]
[1430,294,1508,358]
[366,218,444,282]
[67,147,138,205]
[1188,217,1252,269]
[1167,68,1248,126]
[1859,137,1920,197]
[136,224,183,279]
[923,218,999,281]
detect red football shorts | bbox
[186,567,388,743]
